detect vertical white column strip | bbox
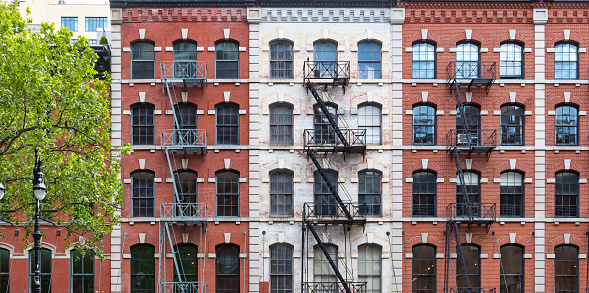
[533,8,548,293]
[390,7,405,293]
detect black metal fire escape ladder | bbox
[444,79,474,293]
[303,82,359,293]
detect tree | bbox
[99,35,108,45]
[0,2,128,258]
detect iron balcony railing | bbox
[446,61,496,80]
[446,203,496,222]
[160,203,207,221]
[303,282,367,293]
[161,129,207,148]
[303,61,350,80]
[446,129,496,149]
[303,129,366,148]
[160,61,207,80]
[159,282,207,293]
[449,287,496,293]
[412,203,436,217]
[303,202,367,222]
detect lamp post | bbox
[32,149,47,293]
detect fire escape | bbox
[444,61,497,293]
[301,60,367,293]
[158,60,208,293]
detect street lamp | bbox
[0,149,47,293]
[32,148,46,293]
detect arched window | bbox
[413,103,436,145]
[555,171,579,218]
[29,248,52,293]
[216,170,239,217]
[0,248,9,293]
[173,170,198,205]
[270,170,293,217]
[173,244,198,283]
[456,42,480,78]
[500,245,523,293]
[215,40,239,79]
[412,41,436,79]
[216,244,240,293]
[555,244,578,293]
[131,170,155,217]
[173,40,198,78]
[413,171,437,217]
[358,41,381,79]
[270,103,294,146]
[555,42,578,80]
[500,171,524,217]
[500,104,524,146]
[131,41,155,79]
[314,41,337,78]
[555,104,578,146]
[131,103,155,145]
[314,169,338,216]
[456,171,480,217]
[412,244,435,293]
[270,244,293,293]
[313,103,338,145]
[358,170,382,216]
[358,244,382,293]
[358,103,382,145]
[131,244,155,293]
[270,41,294,79]
[500,42,524,79]
[216,103,239,145]
[456,244,480,292]
[71,249,94,293]
[313,244,337,283]
[174,103,198,145]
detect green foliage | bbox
[0,2,129,258]
[99,36,108,45]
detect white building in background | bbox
[18,0,110,44]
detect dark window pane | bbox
[29,248,52,293]
[216,41,239,79]
[132,171,155,217]
[555,245,578,293]
[131,245,155,293]
[359,105,381,145]
[412,245,435,293]
[413,171,436,217]
[500,245,523,293]
[359,171,382,216]
[216,104,239,145]
[131,42,155,79]
[271,245,293,293]
[555,172,579,217]
[500,172,524,217]
[131,104,155,145]
[500,105,524,146]
[359,245,381,293]
[216,171,239,217]
[314,170,338,217]
[216,245,240,293]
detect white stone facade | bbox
[252,7,405,293]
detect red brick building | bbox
[399,1,589,293]
[109,1,251,292]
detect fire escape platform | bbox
[160,60,207,87]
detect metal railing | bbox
[446,203,496,222]
[303,61,350,80]
[303,202,366,222]
[412,204,436,217]
[160,203,207,220]
[304,129,366,148]
[449,287,496,293]
[446,129,496,149]
[160,61,207,80]
[161,129,206,148]
[303,282,367,293]
[446,61,496,80]
[159,282,207,293]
